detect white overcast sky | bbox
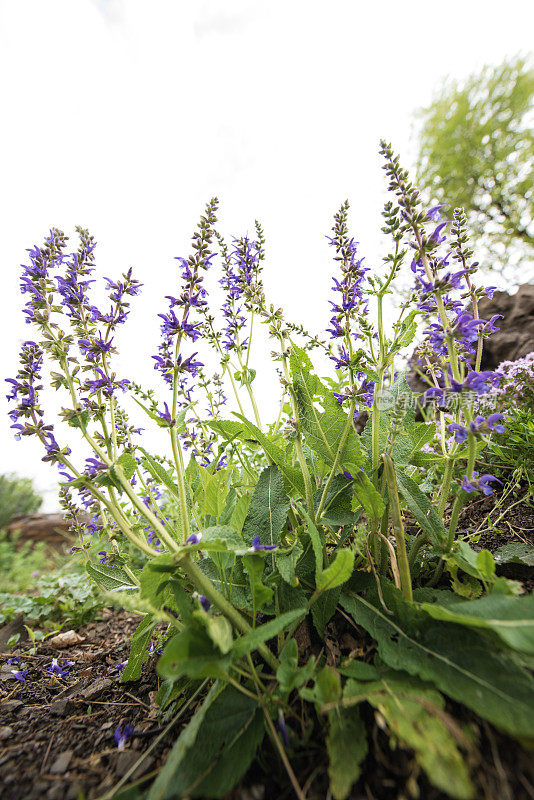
[1,0,532,511]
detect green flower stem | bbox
[408,533,429,569]
[316,399,356,522]
[280,343,316,525]
[437,458,454,517]
[446,432,477,550]
[180,554,279,672]
[382,453,413,602]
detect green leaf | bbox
[150,685,264,799]
[394,467,448,550]
[147,682,222,800]
[242,465,289,548]
[201,469,229,520]
[277,638,315,695]
[343,671,474,800]
[139,555,177,610]
[316,550,354,593]
[327,706,368,800]
[340,585,534,738]
[242,555,273,611]
[157,626,231,681]
[311,586,341,637]
[230,494,251,535]
[200,525,245,552]
[339,661,380,681]
[301,507,324,582]
[139,448,182,504]
[495,542,534,567]
[86,563,137,593]
[290,343,364,471]
[448,541,496,582]
[215,417,306,497]
[232,609,306,659]
[114,452,138,480]
[276,541,303,587]
[351,471,385,521]
[197,612,233,655]
[122,615,156,682]
[300,665,341,708]
[420,593,534,655]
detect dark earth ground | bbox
[1,496,533,800]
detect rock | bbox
[115,749,154,779]
[0,615,29,647]
[49,750,73,774]
[478,284,534,369]
[50,699,71,716]
[6,512,90,550]
[80,677,112,700]
[0,726,13,740]
[1,700,23,713]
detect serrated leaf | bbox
[311,586,341,636]
[420,593,534,655]
[343,671,474,800]
[122,615,156,682]
[341,584,534,738]
[201,469,229,520]
[232,609,306,659]
[242,465,289,548]
[114,452,138,480]
[327,706,368,800]
[495,542,534,567]
[148,685,264,799]
[86,562,137,592]
[276,541,303,587]
[213,417,306,497]
[300,507,324,582]
[157,626,231,681]
[139,448,182,504]
[277,638,315,695]
[230,494,251,535]
[316,550,354,593]
[351,471,385,521]
[290,343,364,471]
[394,467,448,550]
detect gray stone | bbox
[49,749,73,774]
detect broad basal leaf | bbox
[340,584,534,739]
[420,592,534,655]
[343,671,474,800]
[149,685,264,799]
[327,706,368,800]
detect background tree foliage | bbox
[416,56,534,278]
[0,473,42,529]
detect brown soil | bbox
[0,610,173,800]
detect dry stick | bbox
[40,735,54,775]
[262,707,307,800]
